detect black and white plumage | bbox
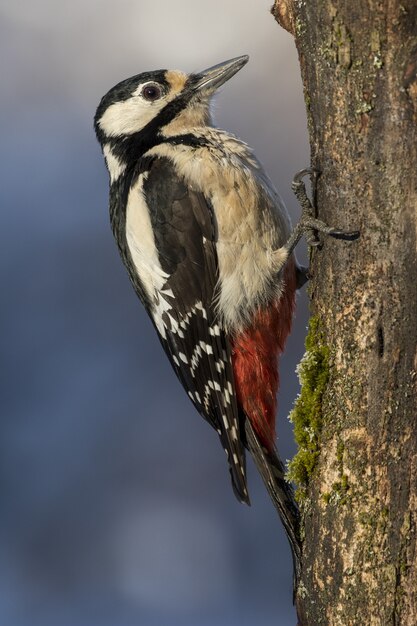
[131,157,248,501]
[94,55,291,503]
[94,56,358,583]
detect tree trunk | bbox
[272,1,417,624]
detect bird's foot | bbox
[285,168,359,254]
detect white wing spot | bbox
[179,352,188,364]
[190,341,216,374]
[153,294,172,338]
[194,301,208,320]
[203,385,211,410]
[166,313,185,338]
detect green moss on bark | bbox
[287,316,330,500]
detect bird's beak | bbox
[192,55,249,93]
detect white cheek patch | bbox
[98,96,166,137]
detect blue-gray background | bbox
[1,1,310,624]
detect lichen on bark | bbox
[287,316,329,501]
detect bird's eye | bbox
[141,83,162,101]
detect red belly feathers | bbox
[231,258,296,452]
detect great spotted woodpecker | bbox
[94,55,358,580]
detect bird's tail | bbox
[245,419,301,589]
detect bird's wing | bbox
[130,156,248,503]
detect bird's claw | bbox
[291,168,360,247]
[329,229,360,241]
[291,166,320,188]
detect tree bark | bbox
[272,1,417,624]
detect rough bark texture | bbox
[272,1,417,624]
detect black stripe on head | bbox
[94,70,169,143]
[98,73,208,166]
[108,90,200,164]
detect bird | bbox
[94,55,358,581]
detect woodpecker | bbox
[94,55,358,581]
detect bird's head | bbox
[94,55,248,171]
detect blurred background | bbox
[1,1,310,624]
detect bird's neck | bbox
[160,100,212,138]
